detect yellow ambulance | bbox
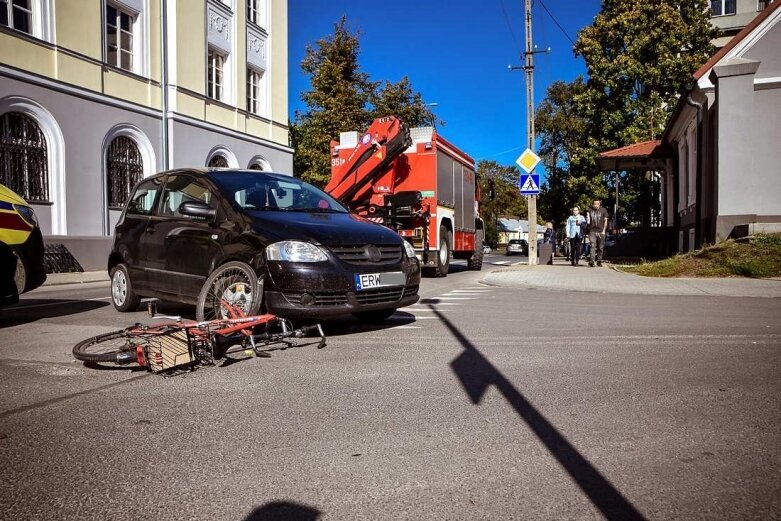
[1,183,46,306]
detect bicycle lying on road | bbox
[72,300,326,373]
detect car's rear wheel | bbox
[111,263,141,312]
[353,309,396,323]
[196,261,262,321]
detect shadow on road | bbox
[438,306,647,521]
[0,299,109,327]
[244,500,321,521]
[320,311,417,337]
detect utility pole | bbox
[524,0,537,265]
[509,0,547,265]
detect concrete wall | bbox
[171,119,293,174]
[711,56,781,239]
[0,75,163,237]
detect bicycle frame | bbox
[130,299,325,370]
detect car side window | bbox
[126,178,162,216]
[160,176,216,217]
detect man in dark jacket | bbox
[586,198,609,267]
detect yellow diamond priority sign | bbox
[516,148,541,174]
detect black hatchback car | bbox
[109,169,421,321]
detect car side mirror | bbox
[178,201,216,220]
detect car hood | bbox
[246,210,403,246]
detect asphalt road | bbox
[0,254,779,520]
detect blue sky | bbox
[288,0,601,175]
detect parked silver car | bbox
[505,239,528,256]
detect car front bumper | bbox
[263,257,421,319]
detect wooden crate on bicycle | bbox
[145,330,193,372]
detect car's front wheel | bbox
[111,263,141,312]
[196,261,262,321]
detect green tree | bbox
[291,17,376,187]
[575,0,717,147]
[291,18,441,187]
[535,78,603,227]
[477,160,527,230]
[371,77,442,128]
[536,0,716,229]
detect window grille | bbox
[208,155,229,168]
[0,0,33,34]
[105,3,134,71]
[0,111,49,202]
[106,135,143,209]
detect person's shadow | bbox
[244,501,321,521]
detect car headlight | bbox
[266,241,328,262]
[14,205,38,227]
[402,240,416,258]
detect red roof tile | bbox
[598,140,664,159]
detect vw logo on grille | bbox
[365,245,382,262]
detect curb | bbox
[43,271,110,286]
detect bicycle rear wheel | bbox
[73,330,138,364]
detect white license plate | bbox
[354,272,405,291]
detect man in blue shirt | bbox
[565,206,585,266]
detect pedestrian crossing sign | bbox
[519,174,540,195]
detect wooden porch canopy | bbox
[597,140,671,171]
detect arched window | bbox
[0,111,49,202]
[208,154,229,168]
[106,135,143,209]
[248,163,263,170]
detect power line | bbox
[498,0,521,54]
[536,0,576,47]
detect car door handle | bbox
[146,225,156,234]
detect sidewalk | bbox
[482,261,781,298]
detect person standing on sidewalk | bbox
[587,198,609,267]
[565,206,585,266]
[541,222,557,264]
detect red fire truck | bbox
[325,116,484,276]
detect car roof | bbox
[148,168,290,179]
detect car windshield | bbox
[208,171,348,213]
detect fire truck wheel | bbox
[435,225,451,277]
[468,230,484,270]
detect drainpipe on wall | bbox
[685,90,703,249]
[160,0,170,170]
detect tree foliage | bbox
[291,17,375,187]
[370,77,442,128]
[477,160,527,222]
[291,17,439,187]
[537,0,716,229]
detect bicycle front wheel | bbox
[73,330,138,364]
